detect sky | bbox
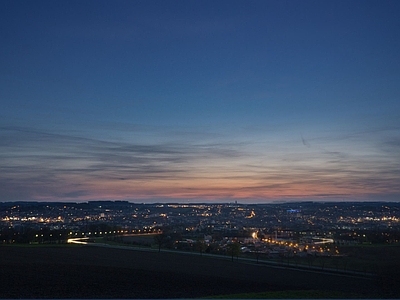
[1,0,400,203]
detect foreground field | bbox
[0,244,394,298]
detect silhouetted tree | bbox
[195,239,206,256]
[254,244,261,263]
[227,242,241,262]
[154,233,169,252]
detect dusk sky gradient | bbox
[1,0,400,203]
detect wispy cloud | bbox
[0,126,246,200]
[1,123,399,202]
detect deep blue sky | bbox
[1,0,399,202]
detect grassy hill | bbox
[0,244,394,298]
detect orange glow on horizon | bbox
[34,173,388,202]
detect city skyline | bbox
[1,0,400,203]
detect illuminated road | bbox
[67,233,158,246]
[67,237,90,244]
[312,238,335,244]
[67,235,374,279]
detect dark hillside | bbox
[0,245,382,298]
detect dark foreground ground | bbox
[0,244,394,298]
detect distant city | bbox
[1,201,400,257]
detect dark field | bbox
[0,244,390,298]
